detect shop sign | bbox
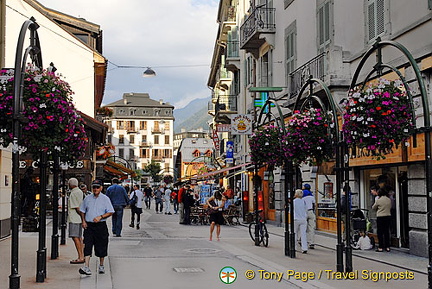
[217,124,231,132]
[226,141,234,164]
[19,160,85,169]
[212,129,220,150]
[230,114,253,135]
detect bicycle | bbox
[247,210,269,247]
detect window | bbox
[127,121,135,131]
[154,135,159,145]
[142,135,147,144]
[130,135,135,144]
[119,148,124,158]
[165,135,170,145]
[245,56,254,86]
[140,149,149,158]
[164,122,170,131]
[163,149,172,158]
[317,0,332,52]
[285,21,297,79]
[192,149,201,158]
[129,149,135,159]
[260,52,272,87]
[366,0,386,42]
[117,121,125,130]
[205,150,213,157]
[140,121,147,130]
[119,135,124,144]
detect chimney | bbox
[159,99,163,105]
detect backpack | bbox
[129,191,138,207]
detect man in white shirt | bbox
[302,184,316,249]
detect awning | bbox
[194,162,251,180]
[103,160,136,179]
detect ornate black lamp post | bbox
[348,38,431,283]
[60,162,68,245]
[291,77,342,265]
[9,17,43,289]
[50,154,60,259]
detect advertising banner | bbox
[230,114,253,135]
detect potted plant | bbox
[0,65,87,162]
[248,125,284,167]
[341,78,413,160]
[282,108,335,165]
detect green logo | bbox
[219,266,237,284]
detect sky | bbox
[37,0,219,109]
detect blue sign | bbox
[226,141,234,164]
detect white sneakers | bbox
[79,266,91,275]
[79,265,105,275]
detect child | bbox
[354,231,373,250]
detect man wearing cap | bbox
[79,180,114,275]
[302,183,316,249]
[106,178,129,237]
[68,178,85,264]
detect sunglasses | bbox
[92,185,102,189]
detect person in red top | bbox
[178,183,190,224]
[171,189,178,214]
[223,186,234,200]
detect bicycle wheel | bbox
[261,223,269,247]
[248,222,256,242]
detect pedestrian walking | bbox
[294,189,308,254]
[154,185,164,213]
[171,188,179,214]
[164,186,172,215]
[78,180,114,275]
[372,187,392,252]
[302,184,316,249]
[129,184,144,229]
[183,188,196,225]
[206,190,226,241]
[178,183,189,224]
[80,183,91,196]
[106,177,129,237]
[143,184,153,209]
[68,178,85,264]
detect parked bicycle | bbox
[247,210,269,247]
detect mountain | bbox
[174,97,211,133]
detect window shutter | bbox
[324,2,330,42]
[367,2,376,41]
[376,0,385,35]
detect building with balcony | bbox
[104,93,174,174]
[209,0,432,257]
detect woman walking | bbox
[372,187,392,252]
[206,190,226,241]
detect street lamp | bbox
[10,17,43,289]
[60,162,68,245]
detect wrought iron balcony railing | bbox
[240,7,275,48]
[216,95,237,113]
[289,53,326,99]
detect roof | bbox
[106,93,174,109]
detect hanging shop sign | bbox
[230,114,253,135]
[226,141,234,164]
[217,124,231,132]
[212,129,220,151]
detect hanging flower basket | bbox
[341,78,414,160]
[248,125,284,167]
[0,65,87,162]
[282,108,335,165]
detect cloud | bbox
[38,0,218,108]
